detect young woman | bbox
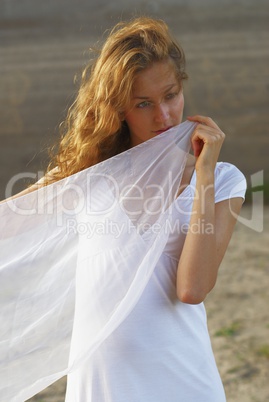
[2,17,246,401]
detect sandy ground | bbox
[27,207,269,402]
[0,0,268,401]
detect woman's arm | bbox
[176,116,243,304]
[177,195,243,304]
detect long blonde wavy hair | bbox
[46,16,188,184]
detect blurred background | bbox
[0,0,268,200]
[1,1,268,401]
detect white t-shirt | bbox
[65,162,246,402]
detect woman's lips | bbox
[153,126,173,135]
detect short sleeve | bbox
[214,162,247,203]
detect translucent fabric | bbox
[0,121,195,401]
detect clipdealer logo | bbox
[3,169,265,233]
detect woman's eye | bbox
[137,101,151,108]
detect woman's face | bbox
[124,60,184,147]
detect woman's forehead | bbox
[132,61,179,95]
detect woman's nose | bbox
[154,103,169,123]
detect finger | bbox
[192,127,225,142]
[191,125,225,143]
[191,137,204,158]
[191,127,225,157]
[187,115,220,130]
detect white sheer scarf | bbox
[0,121,195,401]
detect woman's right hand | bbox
[187,115,225,175]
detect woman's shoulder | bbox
[214,161,247,202]
[183,158,245,185]
[214,161,245,182]
[178,158,246,201]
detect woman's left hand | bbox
[187,115,225,173]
